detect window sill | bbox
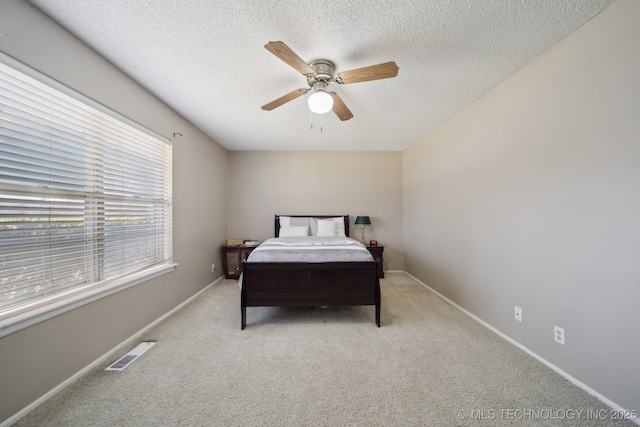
[0,263,177,339]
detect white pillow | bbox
[279,216,310,228]
[279,216,291,228]
[331,217,346,237]
[316,219,337,236]
[309,218,319,236]
[309,217,347,236]
[279,226,309,237]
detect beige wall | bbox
[0,0,228,422]
[3,0,638,422]
[404,0,640,413]
[228,151,404,271]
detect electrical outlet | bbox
[554,325,565,345]
[514,306,522,322]
[211,264,216,273]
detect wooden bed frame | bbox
[240,215,381,329]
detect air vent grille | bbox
[105,341,156,371]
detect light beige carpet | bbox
[14,274,635,426]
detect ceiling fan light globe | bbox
[308,90,333,114]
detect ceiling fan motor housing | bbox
[307,59,335,86]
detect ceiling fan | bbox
[261,41,399,121]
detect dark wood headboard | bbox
[274,215,350,237]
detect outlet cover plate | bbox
[514,306,522,322]
[554,325,565,345]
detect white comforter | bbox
[246,236,374,263]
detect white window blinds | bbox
[0,59,172,315]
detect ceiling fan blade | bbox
[264,41,315,76]
[261,88,308,111]
[335,61,399,84]
[331,93,353,121]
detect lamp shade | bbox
[308,88,333,114]
[355,215,371,225]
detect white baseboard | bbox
[2,276,224,427]
[404,271,640,426]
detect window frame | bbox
[0,52,176,338]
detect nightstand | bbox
[366,245,384,278]
[221,245,257,279]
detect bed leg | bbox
[375,277,381,327]
[241,304,246,330]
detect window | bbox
[0,55,173,328]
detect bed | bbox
[240,215,381,329]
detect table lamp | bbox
[354,215,371,245]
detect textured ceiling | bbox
[29,0,615,151]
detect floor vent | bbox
[105,341,156,371]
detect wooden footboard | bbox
[241,261,380,329]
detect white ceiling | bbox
[29,0,614,152]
